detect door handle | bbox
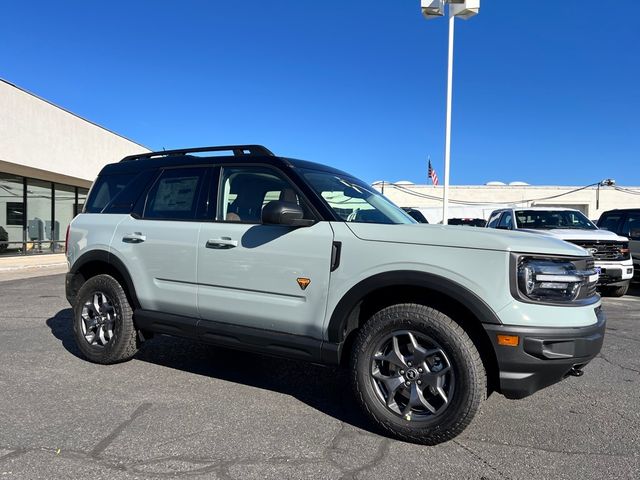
[122,232,146,244]
[206,237,238,249]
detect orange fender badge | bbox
[297,278,311,290]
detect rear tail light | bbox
[64,225,70,255]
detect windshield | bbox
[515,210,597,230]
[303,170,416,225]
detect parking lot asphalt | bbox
[0,274,638,480]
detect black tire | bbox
[600,283,629,297]
[351,303,486,445]
[73,274,139,364]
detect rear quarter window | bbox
[84,173,136,213]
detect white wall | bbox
[376,184,640,222]
[0,79,149,183]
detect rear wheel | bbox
[73,274,139,364]
[351,303,486,445]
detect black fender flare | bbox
[67,250,140,308]
[326,270,502,343]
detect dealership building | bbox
[0,79,149,256]
[374,182,640,224]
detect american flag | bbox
[428,158,439,186]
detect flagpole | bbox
[442,11,455,225]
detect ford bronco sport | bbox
[65,145,605,445]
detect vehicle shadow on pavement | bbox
[46,308,376,434]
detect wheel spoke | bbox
[98,325,107,345]
[374,335,408,368]
[93,293,102,315]
[84,331,96,344]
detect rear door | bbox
[110,166,210,317]
[196,165,334,339]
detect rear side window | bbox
[622,213,640,239]
[85,174,136,213]
[598,213,624,234]
[143,167,207,220]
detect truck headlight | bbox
[514,256,599,304]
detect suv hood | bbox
[346,223,587,256]
[518,228,629,243]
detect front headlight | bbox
[513,255,599,304]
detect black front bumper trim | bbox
[484,307,606,399]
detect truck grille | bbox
[567,240,629,261]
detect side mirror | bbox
[262,201,314,227]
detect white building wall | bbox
[0,79,149,185]
[375,183,640,222]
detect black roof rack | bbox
[120,144,274,162]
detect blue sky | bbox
[1,1,638,185]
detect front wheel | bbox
[600,283,629,297]
[351,304,486,445]
[73,274,139,364]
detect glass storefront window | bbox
[1,172,90,256]
[26,179,52,255]
[54,183,76,253]
[0,173,25,255]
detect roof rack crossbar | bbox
[120,144,274,162]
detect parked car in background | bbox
[597,208,640,281]
[486,207,634,296]
[448,218,487,227]
[401,207,429,223]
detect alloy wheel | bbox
[370,330,455,421]
[80,292,117,347]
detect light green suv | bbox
[65,145,605,445]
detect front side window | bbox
[144,167,207,220]
[515,210,597,230]
[487,212,502,228]
[219,166,314,223]
[498,212,513,229]
[303,170,415,225]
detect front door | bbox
[196,165,334,339]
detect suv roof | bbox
[100,144,351,178]
[600,208,640,213]
[497,207,582,212]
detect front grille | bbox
[567,240,629,261]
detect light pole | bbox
[421,0,480,225]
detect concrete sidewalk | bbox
[0,254,68,282]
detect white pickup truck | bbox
[487,207,633,297]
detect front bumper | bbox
[595,259,634,285]
[484,307,606,399]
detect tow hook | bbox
[568,367,584,377]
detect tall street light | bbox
[421,0,480,225]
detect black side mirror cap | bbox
[262,201,314,227]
